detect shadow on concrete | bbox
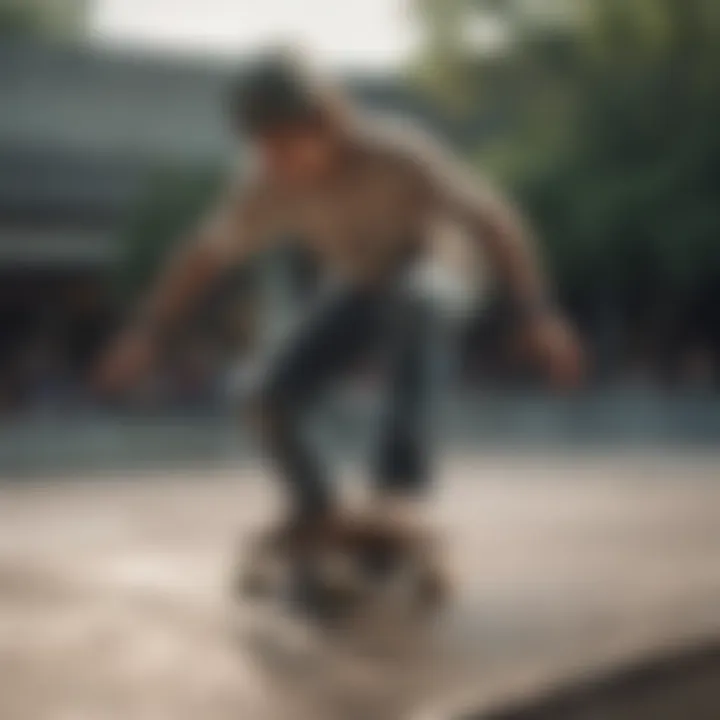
[454,639,720,720]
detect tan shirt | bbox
[201,115,515,289]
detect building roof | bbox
[0,40,443,164]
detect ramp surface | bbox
[1,454,719,720]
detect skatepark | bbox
[2,2,720,718]
[2,451,719,720]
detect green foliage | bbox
[412,0,720,357]
[0,5,41,35]
[0,0,88,38]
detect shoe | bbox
[356,492,450,608]
[236,506,349,600]
[362,491,436,545]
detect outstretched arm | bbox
[95,183,269,394]
[416,135,584,387]
[132,191,259,337]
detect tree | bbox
[0,0,88,38]
[411,0,720,372]
[0,5,41,35]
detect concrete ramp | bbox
[1,454,719,720]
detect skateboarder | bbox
[96,51,583,599]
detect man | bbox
[96,52,582,584]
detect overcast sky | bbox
[91,0,419,70]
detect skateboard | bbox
[232,517,458,715]
[236,514,450,624]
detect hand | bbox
[521,313,585,390]
[93,327,159,397]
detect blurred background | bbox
[1,4,720,720]
[0,0,718,472]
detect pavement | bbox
[1,452,719,720]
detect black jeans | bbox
[251,281,445,519]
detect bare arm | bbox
[96,181,271,393]
[417,138,549,317]
[412,131,583,386]
[134,195,257,338]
